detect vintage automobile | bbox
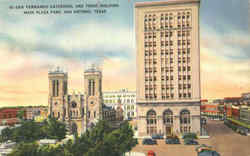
[165,136,180,144]
[184,138,199,145]
[142,138,157,145]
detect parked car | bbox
[142,138,157,145]
[238,128,248,136]
[198,150,220,156]
[151,134,164,140]
[165,136,180,144]
[184,139,199,145]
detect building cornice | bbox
[137,101,200,107]
[135,0,200,8]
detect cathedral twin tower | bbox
[48,66,103,135]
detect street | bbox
[132,120,250,156]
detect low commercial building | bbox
[239,107,250,125]
[241,93,250,106]
[201,99,223,120]
[103,89,136,120]
[0,108,20,126]
[24,106,47,121]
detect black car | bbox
[198,150,220,156]
[238,128,249,136]
[152,134,164,140]
[184,139,199,145]
[142,138,157,145]
[165,137,180,144]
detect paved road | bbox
[206,120,250,156]
[132,120,250,156]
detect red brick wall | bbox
[0,108,20,125]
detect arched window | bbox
[180,109,191,133]
[163,109,173,124]
[146,110,157,135]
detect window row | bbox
[160,24,173,29]
[162,94,174,99]
[178,31,191,37]
[177,22,191,28]
[178,84,191,89]
[145,94,158,99]
[161,58,174,63]
[177,15,191,19]
[145,67,157,72]
[161,75,174,81]
[161,41,173,46]
[145,76,157,81]
[179,93,192,98]
[145,59,157,64]
[178,50,191,55]
[161,67,174,73]
[160,51,174,55]
[144,49,191,56]
[145,51,157,56]
[178,75,191,80]
[144,35,156,39]
[177,40,191,46]
[0,114,17,119]
[145,42,157,47]
[160,31,173,37]
[145,88,157,91]
[178,66,191,71]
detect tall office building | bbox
[135,0,201,137]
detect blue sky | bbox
[0,0,249,106]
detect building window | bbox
[146,110,157,135]
[52,80,55,96]
[180,110,191,133]
[163,109,173,124]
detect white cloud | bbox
[56,21,134,53]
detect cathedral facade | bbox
[48,66,103,135]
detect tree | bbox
[76,120,137,156]
[10,120,44,143]
[8,142,39,156]
[1,117,67,143]
[0,127,12,142]
[42,117,67,140]
[6,120,137,156]
[17,110,25,121]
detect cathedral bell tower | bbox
[83,65,103,130]
[48,67,68,121]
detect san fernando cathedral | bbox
[48,65,115,135]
